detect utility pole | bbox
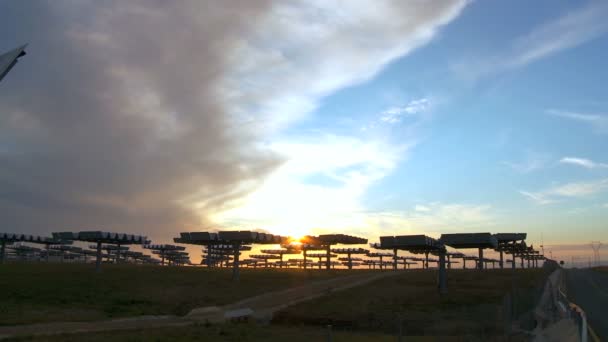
[590,241,602,266]
[540,233,545,257]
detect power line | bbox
[590,241,602,266]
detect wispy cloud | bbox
[508,2,608,67]
[521,178,608,204]
[453,2,608,80]
[552,179,608,197]
[350,202,496,239]
[519,191,556,205]
[502,151,550,173]
[560,157,608,169]
[414,204,431,212]
[380,98,430,124]
[544,243,598,252]
[548,109,608,134]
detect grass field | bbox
[0,263,551,341]
[0,263,361,325]
[5,323,403,342]
[272,268,548,338]
[593,266,608,273]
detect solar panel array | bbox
[2,227,543,285]
[53,231,148,244]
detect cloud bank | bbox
[0,1,467,240]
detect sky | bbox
[1,1,607,263]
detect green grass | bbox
[0,263,360,325]
[0,264,548,340]
[272,269,548,337]
[6,322,466,342]
[593,266,608,273]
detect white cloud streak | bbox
[508,2,608,67]
[521,178,608,205]
[560,157,608,169]
[452,2,608,80]
[380,98,431,124]
[364,203,496,238]
[548,109,608,134]
[519,191,556,205]
[502,151,550,173]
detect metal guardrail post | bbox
[556,271,589,342]
[0,240,5,264]
[397,314,404,342]
[581,312,588,342]
[326,324,332,342]
[95,241,102,272]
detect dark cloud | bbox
[0,1,280,240]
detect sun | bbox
[271,227,308,243]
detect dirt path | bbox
[0,271,399,339]
[224,270,399,321]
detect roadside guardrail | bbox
[556,286,588,342]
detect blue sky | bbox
[216,0,608,248]
[1,1,606,260]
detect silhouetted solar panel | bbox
[141,244,185,266]
[331,248,368,269]
[298,234,367,270]
[493,233,526,243]
[331,248,368,254]
[376,234,445,271]
[259,248,301,268]
[249,254,280,267]
[490,233,528,269]
[208,244,252,251]
[218,231,258,242]
[144,244,186,251]
[175,230,285,245]
[306,253,338,258]
[50,245,83,253]
[0,44,27,83]
[439,233,498,271]
[338,257,363,262]
[1,233,58,244]
[53,231,148,244]
[439,233,498,249]
[260,249,299,254]
[316,234,368,244]
[300,244,326,250]
[175,230,287,279]
[89,244,129,251]
[0,233,75,263]
[380,235,443,250]
[51,231,148,271]
[7,245,41,260]
[367,252,393,257]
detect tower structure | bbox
[591,241,602,266]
